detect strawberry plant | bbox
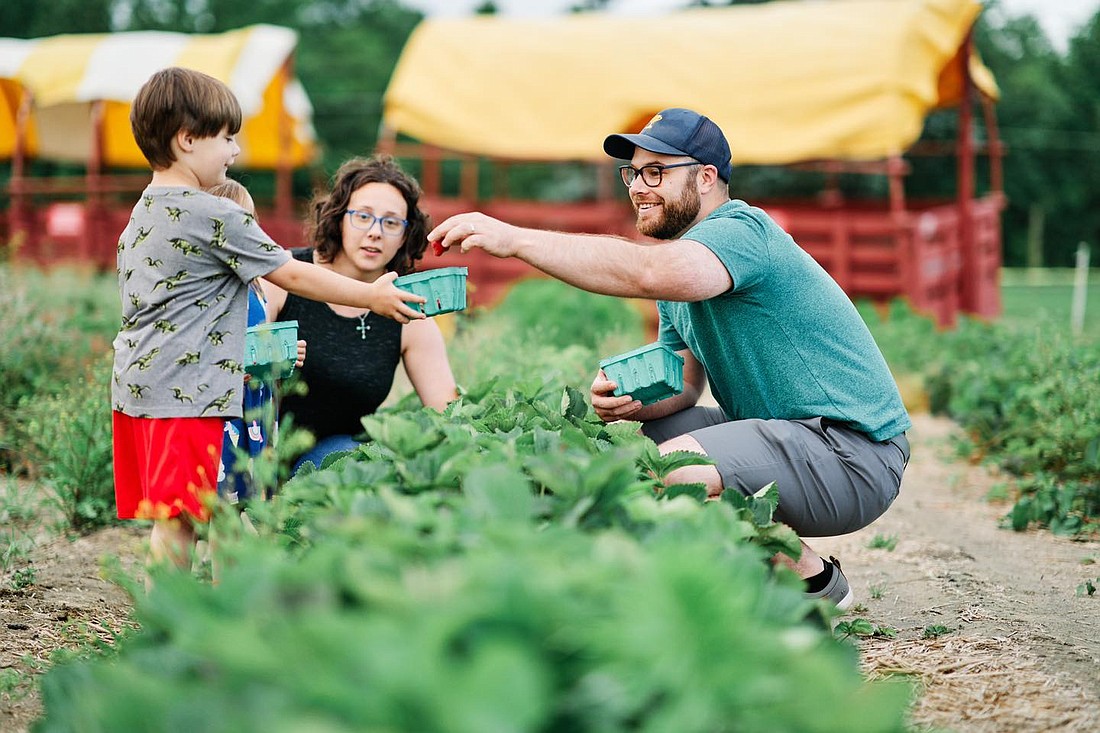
[0,266,117,472]
[34,357,912,731]
[14,357,117,533]
[865,298,1100,536]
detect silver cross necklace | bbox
[355,312,371,339]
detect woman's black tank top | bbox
[276,249,402,440]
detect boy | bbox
[112,67,424,571]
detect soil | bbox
[813,415,1100,732]
[1,412,1098,732]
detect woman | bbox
[263,156,457,472]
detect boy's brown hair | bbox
[130,67,243,170]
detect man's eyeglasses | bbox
[619,161,700,188]
[346,209,408,236]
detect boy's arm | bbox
[264,258,425,323]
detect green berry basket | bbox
[394,266,468,317]
[244,320,298,379]
[599,342,684,405]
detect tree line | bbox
[1,0,1097,266]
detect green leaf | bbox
[753,523,802,560]
[663,483,707,501]
[531,426,563,455]
[600,420,644,445]
[1010,499,1032,531]
[720,482,780,528]
[462,465,534,523]
[748,482,780,527]
[360,413,443,457]
[835,618,876,638]
[562,386,588,422]
[388,439,475,495]
[524,455,585,500]
[639,446,715,482]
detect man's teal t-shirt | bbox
[657,199,910,442]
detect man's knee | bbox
[658,432,706,456]
[659,434,723,495]
[641,406,727,445]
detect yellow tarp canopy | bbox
[383,0,997,165]
[0,24,317,169]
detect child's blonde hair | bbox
[205,179,255,214]
[205,180,263,297]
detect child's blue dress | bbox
[217,284,273,503]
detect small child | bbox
[112,67,425,572]
[204,179,300,506]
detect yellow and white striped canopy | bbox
[0,24,317,169]
[384,0,997,164]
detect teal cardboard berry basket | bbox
[393,267,468,317]
[245,320,298,379]
[599,342,684,405]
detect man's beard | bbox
[635,176,701,240]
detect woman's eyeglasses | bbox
[346,209,408,236]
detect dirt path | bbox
[2,413,1098,732]
[0,522,144,733]
[814,414,1100,732]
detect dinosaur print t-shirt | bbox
[111,186,291,419]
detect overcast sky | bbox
[401,0,1098,52]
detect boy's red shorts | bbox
[112,412,224,521]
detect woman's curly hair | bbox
[308,155,430,275]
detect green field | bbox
[999,267,1100,340]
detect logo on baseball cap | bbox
[603,108,732,182]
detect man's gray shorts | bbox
[641,407,910,537]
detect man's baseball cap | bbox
[603,108,732,182]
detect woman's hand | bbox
[295,339,306,368]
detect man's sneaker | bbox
[805,556,854,611]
